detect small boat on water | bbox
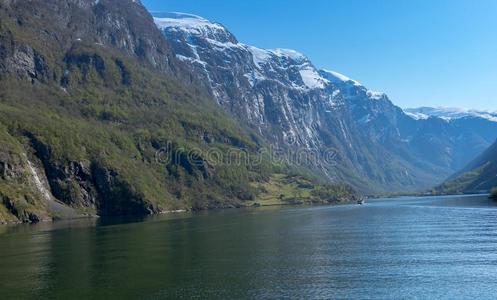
[357,196,368,205]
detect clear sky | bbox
[142,0,497,111]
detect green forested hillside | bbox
[0,0,356,223]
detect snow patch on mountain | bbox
[320,69,362,87]
[155,12,225,34]
[299,67,329,89]
[403,111,429,120]
[244,46,329,90]
[271,48,307,62]
[247,46,272,69]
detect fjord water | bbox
[1,195,497,299]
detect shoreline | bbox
[0,197,356,226]
[1,193,490,226]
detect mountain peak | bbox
[319,70,386,100]
[154,12,237,43]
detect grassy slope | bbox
[250,174,357,206]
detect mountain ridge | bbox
[154,12,497,192]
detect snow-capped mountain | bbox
[404,107,497,122]
[154,12,497,192]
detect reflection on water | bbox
[1,195,497,299]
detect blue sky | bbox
[143,0,497,110]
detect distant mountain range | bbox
[404,107,497,122]
[154,12,497,193]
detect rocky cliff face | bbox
[0,0,174,73]
[0,126,86,223]
[155,12,497,192]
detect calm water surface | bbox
[1,195,497,299]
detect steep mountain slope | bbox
[154,12,497,192]
[0,1,357,223]
[434,140,497,194]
